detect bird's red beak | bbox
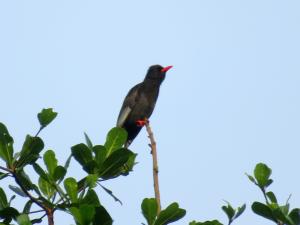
[161,65,173,73]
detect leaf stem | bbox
[260,187,269,204]
[145,120,161,214]
[35,126,43,137]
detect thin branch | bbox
[13,174,45,210]
[28,209,45,214]
[0,165,12,173]
[145,120,161,214]
[12,171,54,225]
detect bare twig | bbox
[145,120,161,214]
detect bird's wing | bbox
[117,106,131,127]
[116,83,141,127]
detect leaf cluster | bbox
[141,198,186,225]
[247,163,300,225]
[0,108,136,225]
[0,109,299,225]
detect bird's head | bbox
[144,65,173,83]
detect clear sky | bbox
[1,1,300,225]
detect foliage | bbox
[188,202,245,225]
[0,108,136,225]
[247,163,300,225]
[0,109,298,225]
[141,198,186,225]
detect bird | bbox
[116,64,172,147]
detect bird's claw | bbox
[136,119,148,127]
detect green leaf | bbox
[0,122,14,166]
[37,108,57,128]
[221,203,235,221]
[281,203,290,215]
[93,206,113,225]
[234,204,246,220]
[31,218,43,224]
[104,127,127,156]
[189,220,223,225]
[289,208,300,225]
[15,169,35,191]
[99,148,134,179]
[254,163,272,188]
[17,135,44,167]
[16,214,32,225]
[142,198,158,225]
[43,150,57,176]
[265,179,273,187]
[8,195,16,206]
[81,189,100,206]
[122,153,137,175]
[266,191,277,203]
[32,163,49,181]
[251,202,276,223]
[0,172,9,181]
[93,145,107,168]
[64,177,78,203]
[9,185,27,197]
[53,166,66,182]
[84,160,98,174]
[38,177,55,199]
[71,143,94,173]
[64,154,72,171]
[80,205,95,225]
[69,207,82,224]
[154,202,186,225]
[0,187,8,209]
[245,173,256,184]
[0,207,19,223]
[77,175,98,194]
[22,200,33,214]
[273,206,294,225]
[85,174,98,189]
[70,205,95,225]
[268,202,279,210]
[189,222,199,225]
[84,132,93,150]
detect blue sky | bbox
[1,1,300,224]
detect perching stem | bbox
[145,120,161,214]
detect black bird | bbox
[117,64,172,147]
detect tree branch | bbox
[13,173,45,210]
[12,171,54,225]
[145,120,161,214]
